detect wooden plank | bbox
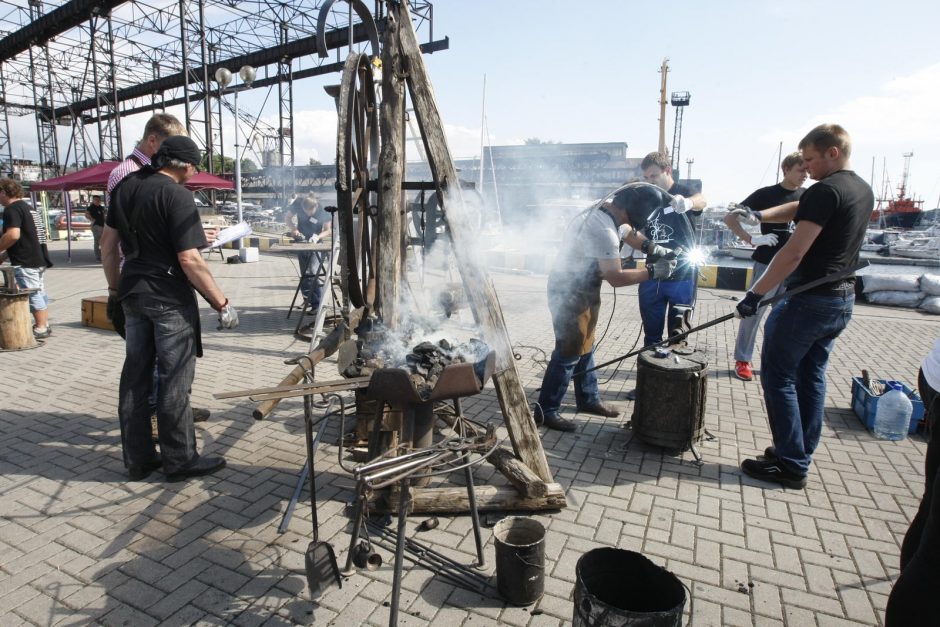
[486,447,548,499]
[250,321,347,420]
[213,376,370,402]
[393,0,553,483]
[376,10,405,329]
[372,482,568,514]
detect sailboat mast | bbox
[478,74,486,193]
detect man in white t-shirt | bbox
[534,183,677,431]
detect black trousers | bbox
[885,368,940,626]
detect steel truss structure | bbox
[0,0,444,197]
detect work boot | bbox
[193,407,211,423]
[541,413,576,432]
[734,361,754,381]
[577,402,620,418]
[532,404,577,432]
[166,455,227,483]
[741,458,807,489]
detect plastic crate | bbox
[851,377,925,435]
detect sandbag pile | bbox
[860,273,940,313]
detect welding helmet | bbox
[608,182,671,231]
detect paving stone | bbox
[0,244,936,626]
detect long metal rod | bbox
[366,521,489,585]
[579,260,869,376]
[389,478,410,626]
[456,399,485,568]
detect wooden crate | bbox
[81,295,115,331]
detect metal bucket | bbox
[574,548,685,626]
[493,516,544,605]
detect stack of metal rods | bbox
[365,520,491,595]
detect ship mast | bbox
[899,151,913,199]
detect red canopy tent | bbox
[30,161,234,259]
[31,160,235,191]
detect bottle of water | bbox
[872,381,913,441]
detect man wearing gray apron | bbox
[535,183,677,432]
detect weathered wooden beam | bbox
[376,9,406,329]
[372,482,568,514]
[391,0,553,483]
[486,447,548,499]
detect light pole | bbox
[214,64,255,249]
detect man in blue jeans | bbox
[534,183,677,431]
[733,124,873,488]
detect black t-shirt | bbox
[2,199,46,268]
[631,181,701,281]
[107,169,208,305]
[86,202,105,227]
[790,170,873,294]
[741,184,804,265]
[289,200,330,240]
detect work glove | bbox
[307,233,321,244]
[106,290,126,339]
[217,300,240,330]
[642,239,672,261]
[647,256,677,280]
[728,204,762,226]
[735,291,764,318]
[750,233,779,247]
[670,194,694,214]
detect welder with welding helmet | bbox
[533,182,678,432]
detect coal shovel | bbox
[302,390,342,597]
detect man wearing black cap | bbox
[101,135,239,482]
[533,182,678,432]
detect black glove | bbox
[106,291,126,339]
[735,291,764,318]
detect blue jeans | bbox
[734,262,786,363]
[760,293,854,475]
[299,251,325,311]
[536,342,602,416]
[120,294,199,473]
[638,278,696,346]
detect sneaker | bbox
[734,361,753,381]
[33,326,51,339]
[761,446,777,460]
[577,402,620,418]
[741,457,807,489]
[192,407,211,423]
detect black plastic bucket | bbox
[493,516,545,605]
[574,548,685,626]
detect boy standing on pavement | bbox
[724,153,807,381]
[0,178,53,339]
[733,124,873,489]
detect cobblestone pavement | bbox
[2,239,938,626]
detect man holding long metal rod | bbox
[732,124,873,489]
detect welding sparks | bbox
[683,246,710,267]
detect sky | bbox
[10,0,940,207]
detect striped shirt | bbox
[106,147,150,198]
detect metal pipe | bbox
[389,478,410,626]
[354,448,439,476]
[365,451,454,490]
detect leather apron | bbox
[546,208,617,358]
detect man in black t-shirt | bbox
[0,178,52,338]
[102,136,239,483]
[85,195,105,261]
[733,124,873,489]
[622,152,708,348]
[724,152,806,381]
